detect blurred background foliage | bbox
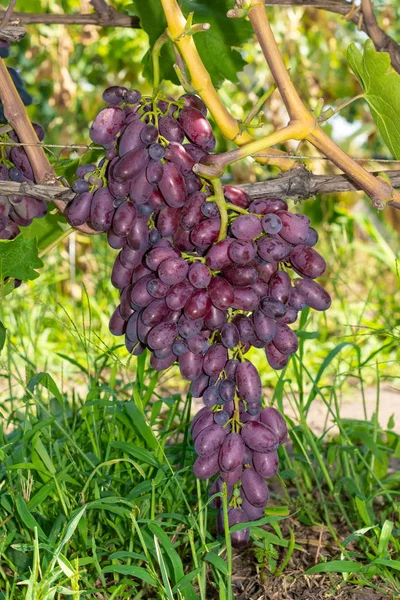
[1,0,400,399]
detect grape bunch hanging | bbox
[0,122,47,242]
[67,86,331,547]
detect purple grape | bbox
[191,218,221,249]
[214,410,230,426]
[149,143,165,160]
[146,160,164,184]
[218,378,235,403]
[228,240,257,265]
[130,274,154,307]
[288,287,307,311]
[201,201,219,218]
[147,278,170,298]
[231,214,262,241]
[165,142,195,175]
[252,450,279,478]
[114,148,149,182]
[232,287,259,311]
[147,321,178,350]
[118,120,146,155]
[109,306,126,336]
[193,452,220,479]
[235,361,262,404]
[260,296,286,319]
[90,187,115,231]
[272,323,299,355]
[223,264,257,287]
[140,123,158,145]
[159,115,185,143]
[141,298,171,326]
[184,290,211,320]
[262,213,282,234]
[209,277,234,310]
[179,350,203,380]
[221,322,239,349]
[194,424,227,457]
[188,262,211,289]
[203,344,228,377]
[90,106,124,145]
[179,107,216,151]
[204,305,227,331]
[252,309,276,343]
[265,342,289,370]
[257,236,292,262]
[102,86,127,105]
[125,89,142,104]
[203,385,222,407]
[289,245,326,279]
[8,167,24,182]
[241,494,265,521]
[180,93,207,116]
[127,216,149,251]
[241,467,270,508]
[223,185,250,209]
[277,211,310,244]
[112,201,137,237]
[179,191,205,231]
[166,281,194,312]
[260,407,288,444]
[111,256,133,290]
[76,164,96,178]
[205,239,234,270]
[158,162,187,208]
[294,278,331,311]
[158,256,189,285]
[219,433,245,473]
[269,270,291,304]
[173,338,188,357]
[190,374,210,398]
[65,191,93,227]
[241,421,278,453]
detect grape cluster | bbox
[70,87,331,547]
[0,123,47,240]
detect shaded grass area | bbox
[0,207,400,598]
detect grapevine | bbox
[60,86,331,546]
[0,0,399,558]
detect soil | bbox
[207,519,394,599]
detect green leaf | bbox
[0,320,6,353]
[127,0,253,87]
[305,560,364,574]
[102,565,157,586]
[21,209,66,252]
[15,496,46,541]
[0,236,43,281]
[348,40,400,159]
[111,441,161,468]
[204,552,228,575]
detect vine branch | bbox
[360,0,400,73]
[1,169,399,204]
[245,1,400,209]
[0,10,140,28]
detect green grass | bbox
[1,206,400,599]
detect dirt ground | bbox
[208,519,393,599]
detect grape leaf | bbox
[127,0,253,87]
[21,209,66,252]
[0,236,43,281]
[348,40,400,159]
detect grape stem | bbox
[209,177,229,242]
[158,0,294,171]
[243,83,277,126]
[151,30,169,90]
